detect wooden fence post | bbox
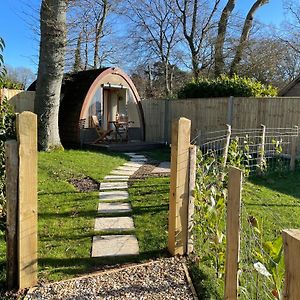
[290,126,298,171]
[227,96,234,126]
[223,124,232,168]
[282,229,300,299]
[5,140,19,289]
[224,167,242,300]
[187,145,197,254]
[16,112,38,289]
[258,124,266,171]
[168,117,191,255]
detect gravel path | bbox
[25,257,196,300]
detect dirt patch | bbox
[69,177,99,192]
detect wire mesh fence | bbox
[193,125,300,299]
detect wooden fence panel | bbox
[141,97,300,144]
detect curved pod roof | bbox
[30,67,145,147]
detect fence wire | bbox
[194,125,299,299]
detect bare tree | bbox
[35,0,67,150]
[214,0,268,77]
[175,0,221,80]
[6,65,36,89]
[214,0,235,77]
[123,0,180,97]
[229,0,269,76]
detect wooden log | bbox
[282,229,300,299]
[290,126,298,171]
[223,124,232,168]
[187,145,197,254]
[5,140,19,289]
[16,112,38,289]
[168,117,191,255]
[224,167,242,300]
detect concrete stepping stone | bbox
[94,216,135,231]
[123,162,144,167]
[98,202,132,214]
[152,161,171,173]
[124,152,137,157]
[92,235,139,257]
[100,182,128,191]
[104,175,129,181]
[130,158,147,162]
[99,191,129,201]
[116,166,140,172]
[130,155,146,159]
[110,169,136,176]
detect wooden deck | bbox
[84,141,166,152]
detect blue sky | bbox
[0,0,286,75]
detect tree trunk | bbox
[229,0,269,76]
[93,0,108,69]
[164,61,171,97]
[214,0,235,77]
[73,31,82,72]
[35,0,67,151]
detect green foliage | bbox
[1,77,24,90]
[178,74,278,98]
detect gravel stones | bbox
[24,257,195,300]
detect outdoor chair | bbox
[91,115,113,143]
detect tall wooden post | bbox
[258,124,266,171]
[282,229,300,299]
[16,112,38,289]
[187,145,197,254]
[5,140,19,289]
[223,124,232,168]
[168,117,191,255]
[224,167,242,300]
[290,126,298,171]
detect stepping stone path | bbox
[92,153,147,258]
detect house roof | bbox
[278,75,300,96]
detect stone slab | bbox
[129,155,146,159]
[94,217,135,231]
[130,158,147,162]
[110,170,136,176]
[92,235,139,257]
[98,202,132,214]
[124,152,137,156]
[123,162,144,167]
[116,166,140,172]
[103,175,130,181]
[99,191,129,201]
[152,161,171,173]
[100,182,128,190]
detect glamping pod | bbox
[29,67,145,147]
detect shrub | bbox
[178,75,278,98]
[0,97,15,225]
[2,77,24,90]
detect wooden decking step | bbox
[100,182,128,190]
[94,217,135,231]
[98,202,132,214]
[92,235,139,257]
[99,191,129,201]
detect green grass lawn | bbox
[0,149,127,288]
[129,177,170,259]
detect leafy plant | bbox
[178,74,278,98]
